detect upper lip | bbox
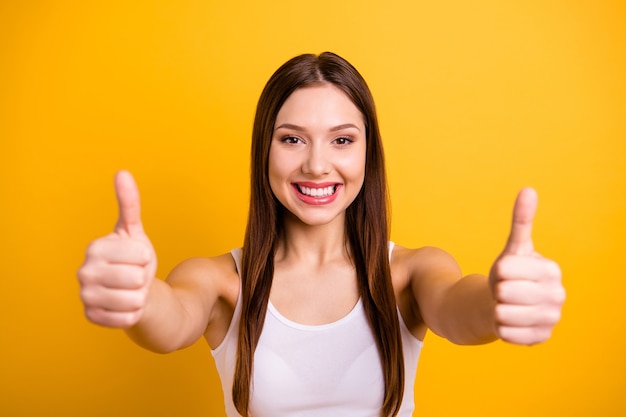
[293,181,340,188]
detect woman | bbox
[77,52,565,417]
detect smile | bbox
[292,183,342,205]
[296,184,337,197]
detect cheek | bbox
[267,160,281,195]
[338,151,367,182]
[267,151,292,197]
[354,153,367,191]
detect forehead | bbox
[275,84,365,129]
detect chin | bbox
[286,210,345,228]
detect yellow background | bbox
[1,1,624,416]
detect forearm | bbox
[437,274,498,345]
[124,279,198,353]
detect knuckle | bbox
[492,281,504,301]
[545,259,562,280]
[76,265,90,284]
[493,258,507,279]
[77,264,100,286]
[493,255,516,280]
[497,281,510,300]
[79,287,96,305]
[129,268,147,288]
[84,307,104,325]
[535,327,553,343]
[139,287,151,305]
[128,290,147,310]
[493,304,507,324]
[539,307,561,326]
[85,308,138,328]
[498,325,553,346]
[497,326,517,344]
[127,297,142,311]
[549,309,562,325]
[139,245,153,264]
[524,327,551,345]
[120,310,142,328]
[553,286,567,305]
[85,239,105,258]
[542,284,566,306]
[84,307,96,322]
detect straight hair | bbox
[233,52,404,417]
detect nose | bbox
[302,143,330,176]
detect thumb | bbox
[114,170,144,237]
[504,187,537,256]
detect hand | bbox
[77,171,157,328]
[490,188,565,345]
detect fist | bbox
[490,188,565,345]
[77,171,157,328]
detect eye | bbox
[333,136,354,146]
[281,135,303,145]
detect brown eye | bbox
[281,136,302,144]
[333,137,353,145]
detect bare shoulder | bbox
[166,252,240,307]
[166,252,241,348]
[391,244,462,279]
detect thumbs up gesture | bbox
[490,188,565,345]
[78,171,157,328]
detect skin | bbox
[267,85,367,326]
[77,84,565,355]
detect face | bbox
[268,83,367,228]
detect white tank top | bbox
[211,244,423,417]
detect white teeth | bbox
[299,185,335,197]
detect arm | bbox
[406,188,565,346]
[123,256,230,353]
[77,171,228,353]
[404,246,497,345]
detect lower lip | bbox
[293,184,342,205]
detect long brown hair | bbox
[233,52,404,417]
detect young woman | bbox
[77,52,565,417]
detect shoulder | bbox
[165,252,241,348]
[391,244,464,311]
[166,252,240,305]
[171,252,238,272]
[391,244,461,278]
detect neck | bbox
[276,213,350,267]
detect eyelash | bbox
[279,136,354,146]
[333,136,353,145]
[281,136,302,144]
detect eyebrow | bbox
[274,123,361,132]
